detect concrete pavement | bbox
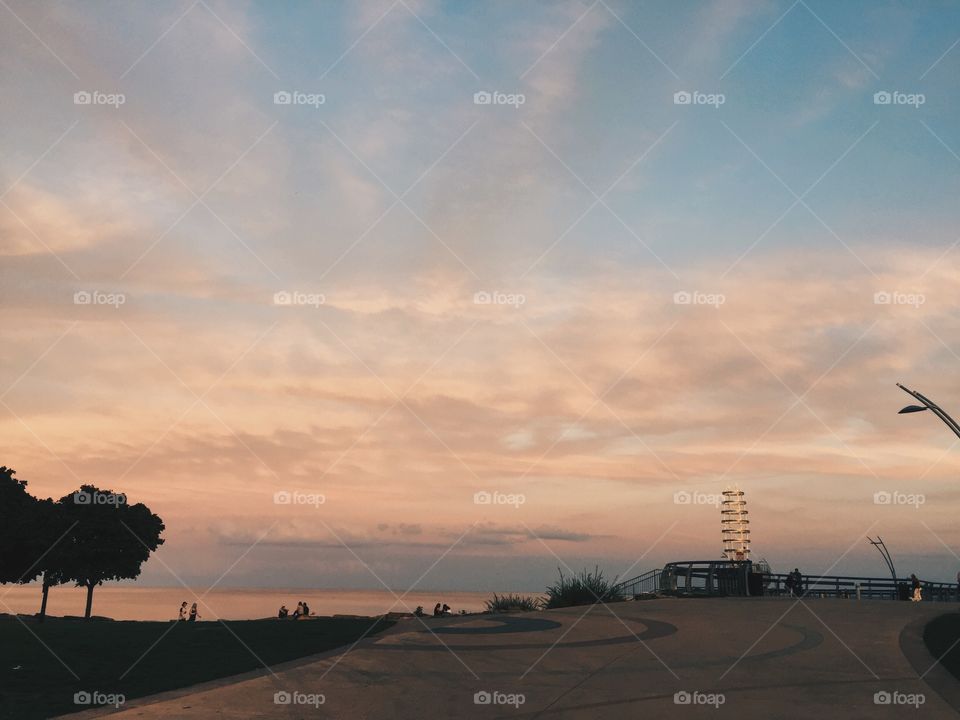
[85,598,960,719]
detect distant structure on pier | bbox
[721,487,750,561]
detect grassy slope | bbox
[0,615,393,719]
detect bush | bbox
[544,566,624,608]
[484,593,544,613]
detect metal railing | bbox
[658,560,754,596]
[614,561,958,601]
[615,568,661,597]
[762,572,956,601]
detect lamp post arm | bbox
[870,537,897,582]
[868,536,898,584]
[913,391,960,440]
[897,384,960,440]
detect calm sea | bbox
[0,586,537,621]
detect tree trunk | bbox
[84,583,95,619]
[38,574,50,623]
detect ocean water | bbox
[0,586,537,621]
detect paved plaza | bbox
[71,598,960,719]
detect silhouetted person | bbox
[178,601,188,621]
[188,602,200,622]
[442,603,451,615]
[433,603,442,617]
[293,602,302,618]
[278,605,289,618]
[791,569,803,597]
[301,601,310,617]
[414,606,425,617]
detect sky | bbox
[2,0,960,593]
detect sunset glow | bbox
[3,0,960,594]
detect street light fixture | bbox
[867,536,897,585]
[896,383,960,440]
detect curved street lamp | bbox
[867,536,897,585]
[896,383,960,440]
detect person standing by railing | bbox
[790,568,803,597]
[910,574,922,602]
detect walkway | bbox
[84,598,960,718]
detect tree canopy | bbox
[0,466,48,585]
[0,468,165,619]
[55,485,165,618]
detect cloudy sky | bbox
[2,0,960,592]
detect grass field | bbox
[0,614,393,719]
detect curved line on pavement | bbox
[370,617,678,651]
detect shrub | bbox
[544,566,624,608]
[484,593,544,613]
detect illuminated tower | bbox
[721,487,750,561]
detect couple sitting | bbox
[278,601,311,618]
[178,602,200,622]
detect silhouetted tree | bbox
[0,466,41,584]
[0,467,69,622]
[56,485,164,619]
[34,499,69,622]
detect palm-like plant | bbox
[544,566,623,608]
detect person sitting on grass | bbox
[178,601,188,621]
[188,602,200,622]
[442,603,451,615]
[293,601,302,619]
[301,601,310,617]
[414,605,425,617]
[433,602,442,617]
[278,605,289,618]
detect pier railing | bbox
[615,561,957,601]
[761,572,955,601]
[615,568,661,597]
